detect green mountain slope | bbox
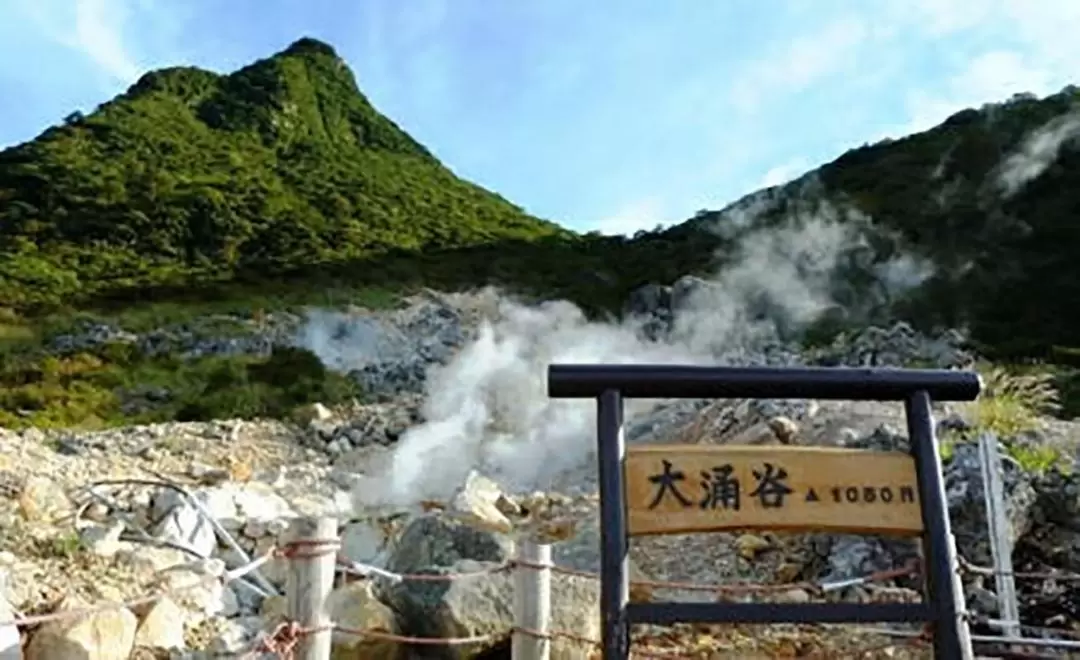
[3,36,1080,365]
[342,89,1080,366]
[4,37,1080,427]
[0,38,566,309]
[683,89,1080,359]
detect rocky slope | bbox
[1,288,1079,658]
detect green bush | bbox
[0,342,361,429]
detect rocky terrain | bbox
[0,286,1079,659]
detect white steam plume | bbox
[996,110,1080,199]
[300,198,933,509]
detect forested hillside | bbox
[2,38,1080,413]
[0,38,566,309]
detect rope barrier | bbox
[242,622,931,660]
[238,548,929,659]
[335,554,918,597]
[10,536,1080,658]
[959,555,1080,583]
[0,546,279,629]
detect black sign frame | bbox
[547,364,982,660]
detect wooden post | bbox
[978,434,1021,637]
[512,541,552,660]
[0,571,20,660]
[285,516,337,660]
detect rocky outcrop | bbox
[4,285,1080,655]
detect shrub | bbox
[0,342,362,429]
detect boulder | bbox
[132,597,186,651]
[446,471,520,534]
[1029,469,1080,574]
[327,581,403,660]
[945,436,1036,567]
[25,596,137,660]
[384,559,597,660]
[385,513,514,577]
[623,283,672,318]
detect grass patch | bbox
[0,344,362,430]
[23,282,403,336]
[965,364,1061,438]
[0,283,403,430]
[942,363,1070,473]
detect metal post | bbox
[977,434,1021,637]
[597,389,630,660]
[906,390,965,660]
[948,534,976,659]
[513,541,552,660]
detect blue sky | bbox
[1,0,1078,234]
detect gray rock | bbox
[1027,470,1080,576]
[810,321,972,368]
[300,297,476,400]
[624,283,671,318]
[816,424,922,585]
[384,514,514,576]
[842,424,910,452]
[945,436,1036,567]
[818,533,920,586]
[384,558,598,660]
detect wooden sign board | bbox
[625,445,924,537]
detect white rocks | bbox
[77,521,127,558]
[152,559,238,621]
[151,494,216,558]
[132,597,186,651]
[18,476,71,523]
[150,483,297,558]
[25,595,137,660]
[115,545,190,575]
[241,517,288,541]
[206,616,266,655]
[447,470,518,534]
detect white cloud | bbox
[757,158,809,189]
[592,198,667,236]
[891,0,998,37]
[16,0,143,85]
[729,16,870,114]
[882,1,1080,137]
[72,0,142,83]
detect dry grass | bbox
[965,365,1061,438]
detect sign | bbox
[625,445,923,537]
[548,364,982,660]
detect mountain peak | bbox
[279,36,341,60]
[178,37,433,157]
[0,37,563,310]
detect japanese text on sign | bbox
[625,445,923,537]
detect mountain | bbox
[0,37,567,309]
[689,89,1080,360]
[3,36,1080,368]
